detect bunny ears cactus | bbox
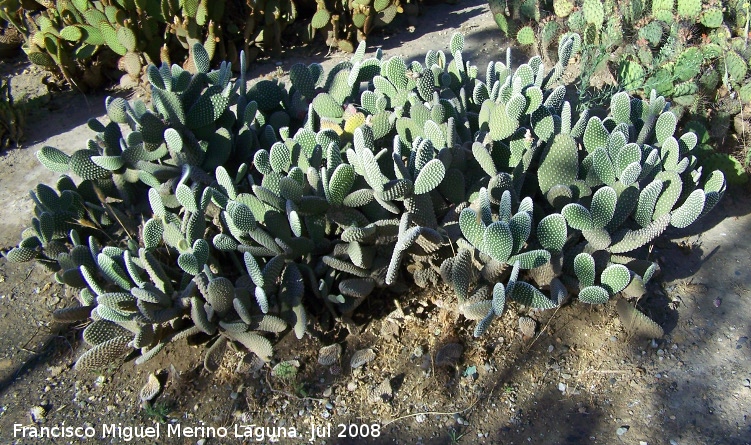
[5,34,725,374]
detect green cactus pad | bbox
[574,252,596,287]
[510,281,557,309]
[37,146,71,173]
[538,134,579,194]
[725,51,748,83]
[600,264,631,295]
[516,26,535,46]
[562,203,594,231]
[69,150,111,180]
[670,189,705,228]
[577,285,609,304]
[536,214,567,252]
[590,186,617,228]
[553,0,575,17]
[676,0,701,19]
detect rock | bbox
[350,348,376,369]
[29,405,46,423]
[519,317,536,339]
[616,426,629,436]
[367,378,393,403]
[139,373,161,403]
[318,344,342,366]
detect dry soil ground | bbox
[0,1,750,444]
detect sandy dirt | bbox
[1,1,750,444]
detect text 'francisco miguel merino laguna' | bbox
[13,423,305,441]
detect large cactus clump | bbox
[4,32,727,374]
[488,0,750,184]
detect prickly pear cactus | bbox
[3,33,728,377]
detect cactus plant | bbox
[2,33,728,378]
[0,76,24,149]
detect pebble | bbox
[29,406,46,422]
[616,426,629,436]
[743,379,750,388]
[558,382,566,392]
[323,387,332,398]
[412,346,423,358]
[415,413,426,423]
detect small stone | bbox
[323,387,333,398]
[415,413,426,423]
[412,345,424,358]
[29,406,46,423]
[139,373,161,402]
[318,344,342,366]
[368,378,393,403]
[350,348,376,369]
[519,317,536,338]
[616,426,629,436]
[743,378,750,388]
[558,382,566,392]
[197,439,207,445]
[714,298,721,307]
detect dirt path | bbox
[1,1,750,444]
